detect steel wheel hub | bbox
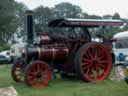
[37,73,42,78]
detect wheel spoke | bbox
[94,49,98,58]
[41,72,47,78]
[98,55,105,60]
[99,60,108,64]
[85,68,91,75]
[41,69,48,76]
[28,72,37,78]
[81,62,88,66]
[89,66,95,75]
[95,48,102,57]
[95,66,101,77]
[36,64,41,72]
[98,63,105,69]
[91,47,96,57]
[16,72,24,80]
[86,49,93,59]
[95,66,99,73]
[81,58,91,64]
[28,71,36,76]
[16,68,21,71]
[97,49,104,57]
[28,75,35,80]
[88,67,97,79]
[84,52,90,59]
[16,73,22,77]
[82,64,91,70]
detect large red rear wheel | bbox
[11,58,24,82]
[24,61,52,88]
[75,42,112,82]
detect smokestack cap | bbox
[25,10,33,16]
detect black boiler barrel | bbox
[23,45,69,61]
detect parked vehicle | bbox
[11,10,124,88]
[112,31,128,65]
[0,50,11,63]
[0,55,10,64]
[112,31,128,82]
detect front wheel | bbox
[75,42,112,82]
[24,61,52,88]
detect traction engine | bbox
[11,10,124,88]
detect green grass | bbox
[0,65,128,96]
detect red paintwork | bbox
[25,61,52,88]
[80,43,112,82]
[12,12,123,88]
[37,45,69,60]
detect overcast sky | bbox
[16,0,128,18]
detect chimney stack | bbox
[25,10,33,44]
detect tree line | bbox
[0,0,128,51]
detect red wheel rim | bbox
[12,63,24,82]
[26,61,51,88]
[80,44,112,82]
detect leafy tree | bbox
[88,15,102,19]
[0,0,17,50]
[0,0,28,51]
[0,0,126,50]
[112,13,121,19]
[103,14,113,19]
[15,2,28,37]
[33,6,53,33]
[81,13,90,19]
[8,2,28,44]
[53,2,83,18]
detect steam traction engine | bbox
[11,11,124,88]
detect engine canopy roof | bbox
[48,18,124,27]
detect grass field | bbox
[0,65,128,96]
